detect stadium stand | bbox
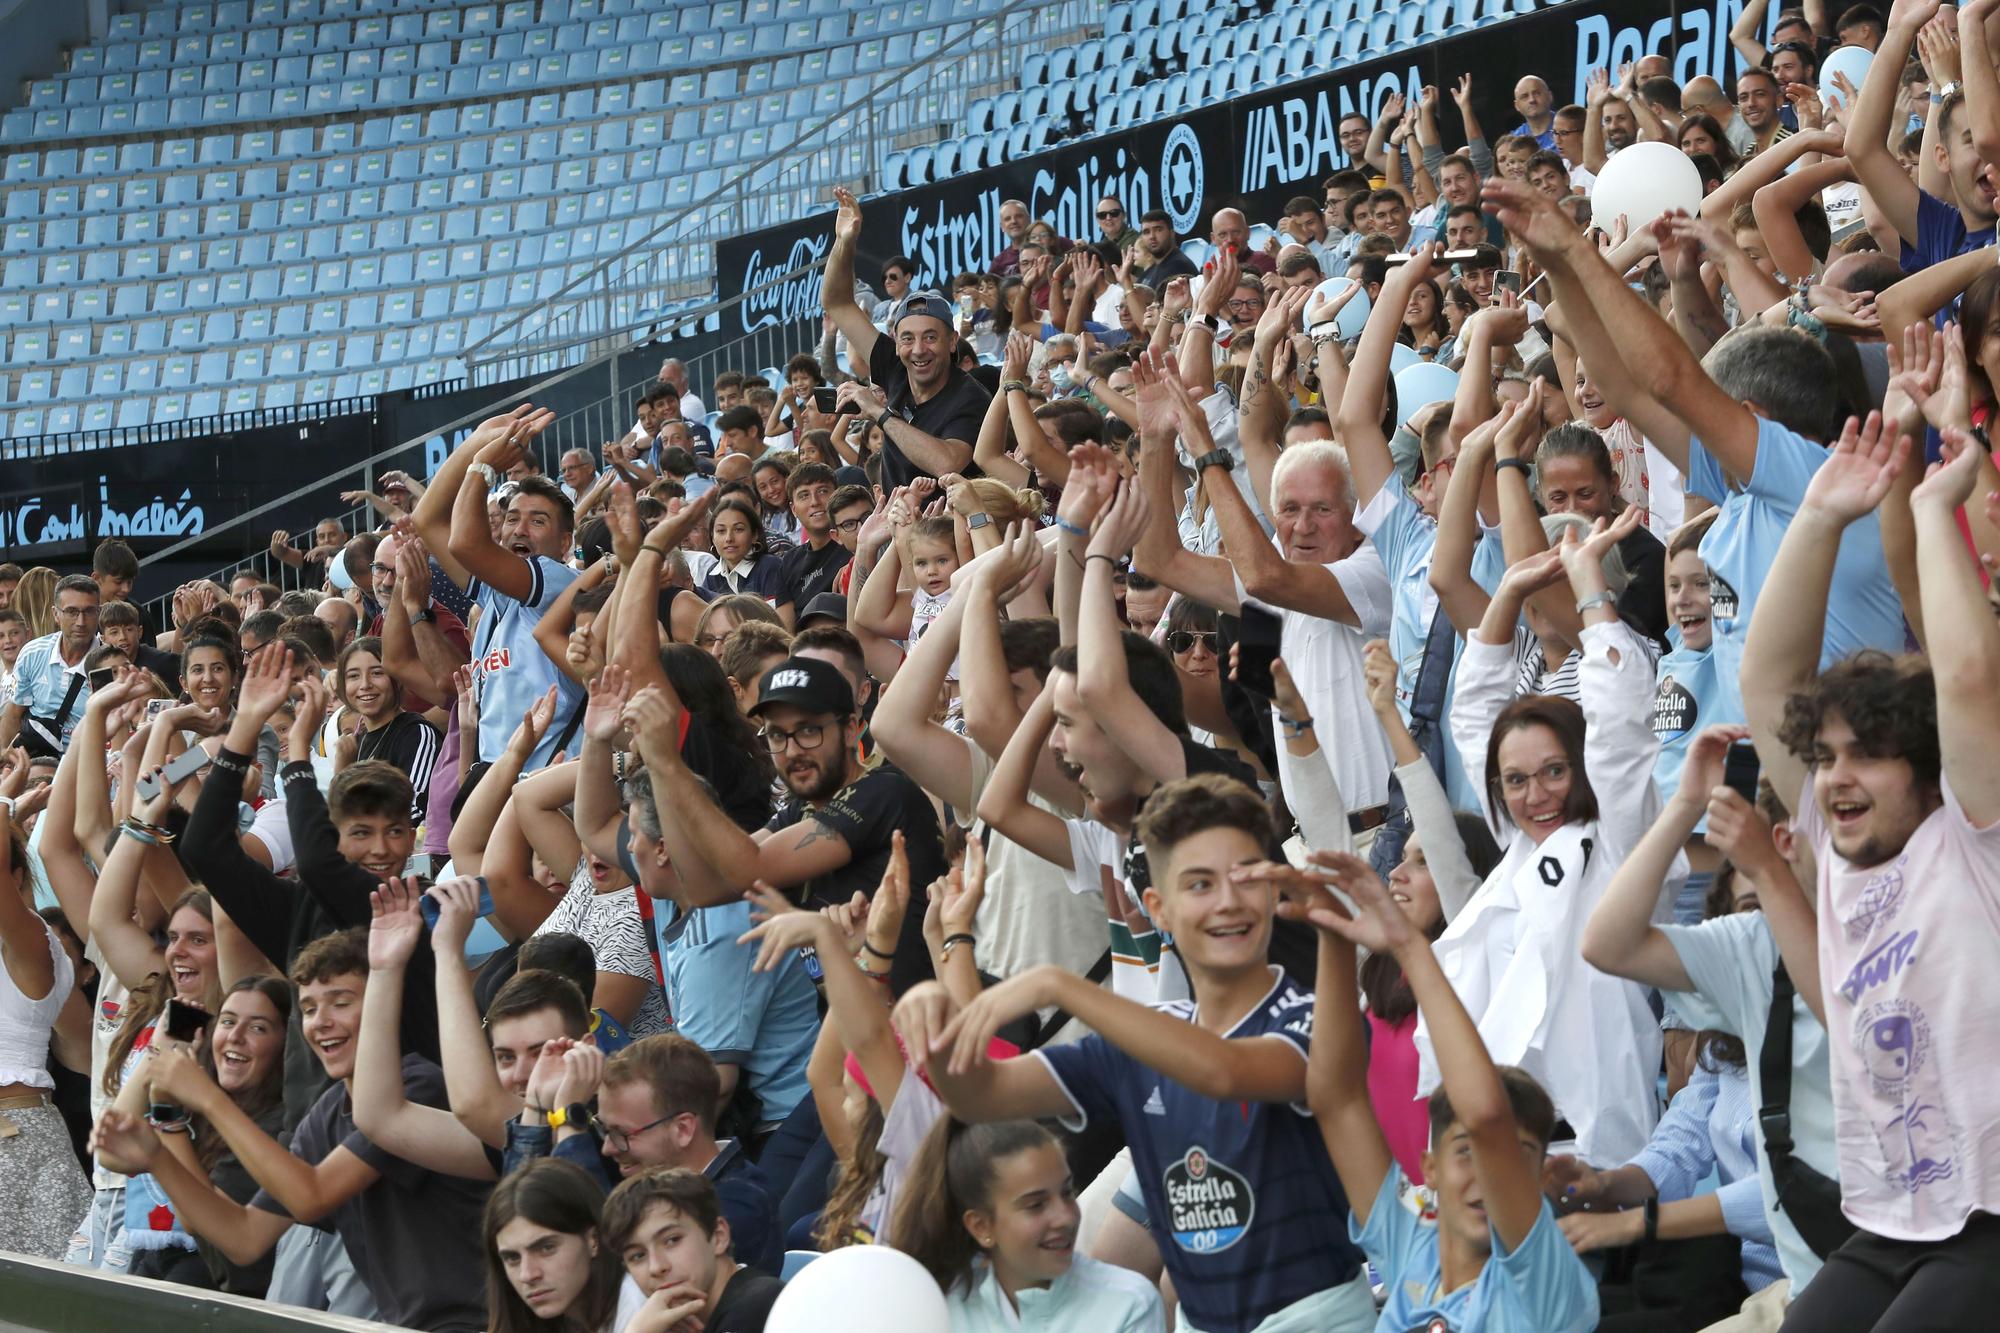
[1,0,1545,444]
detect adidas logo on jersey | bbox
[1143,1086,1166,1116]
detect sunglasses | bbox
[1097,209,1124,219]
[1167,630,1218,654]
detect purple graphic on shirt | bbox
[1843,860,1907,941]
[1856,999,1957,1194]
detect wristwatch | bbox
[547,1102,590,1132]
[467,462,500,488]
[1193,449,1234,474]
[1307,319,1343,342]
[875,407,896,430]
[1935,80,1962,105]
[965,512,992,529]
[411,606,434,625]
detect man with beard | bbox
[1127,208,1198,288]
[625,655,947,991]
[1734,67,1791,157]
[825,187,991,492]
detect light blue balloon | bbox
[1820,45,1873,111]
[1388,343,1421,373]
[325,548,354,591]
[1310,275,1372,340]
[1394,361,1460,412]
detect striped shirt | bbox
[8,631,95,750]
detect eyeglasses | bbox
[1225,297,1265,313]
[1096,208,1123,220]
[760,721,832,752]
[1167,630,1218,654]
[368,563,395,577]
[55,605,98,620]
[696,633,729,650]
[590,1111,680,1155]
[1496,760,1571,796]
[833,517,866,533]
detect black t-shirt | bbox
[357,710,443,821]
[765,760,945,991]
[708,1267,786,1333]
[199,1101,289,1297]
[250,1055,491,1333]
[866,334,992,491]
[774,537,850,612]
[1131,248,1199,287]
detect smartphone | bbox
[144,698,173,721]
[161,998,212,1044]
[420,876,497,928]
[89,667,118,692]
[811,386,838,414]
[1723,742,1761,803]
[1384,252,1413,266]
[1440,248,1482,263]
[148,998,213,1124]
[135,742,212,805]
[1494,270,1523,294]
[1233,605,1283,699]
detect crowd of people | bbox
[1,1,1998,1328]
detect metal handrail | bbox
[459,0,1091,375]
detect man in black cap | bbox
[824,185,992,492]
[796,594,847,631]
[627,656,947,990]
[773,462,848,618]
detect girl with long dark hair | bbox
[893,1117,1164,1331]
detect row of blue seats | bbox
[36,2,982,115]
[0,121,861,261]
[6,356,466,411]
[0,23,968,148]
[1,364,470,438]
[122,0,904,47]
[3,23,968,144]
[1,64,911,186]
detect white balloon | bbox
[1394,361,1460,413]
[1308,274,1372,340]
[1589,141,1703,231]
[765,1245,950,1333]
[1819,45,1874,111]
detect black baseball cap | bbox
[798,593,848,627]
[750,656,855,718]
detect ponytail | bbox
[890,1117,1055,1298]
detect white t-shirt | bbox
[858,1074,944,1244]
[1234,541,1395,811]
[244,798,295,877]
[959,739,1107,1045]
[1801,775,2000,1242]
[1063,818,1189,1005]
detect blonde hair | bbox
[964,478,1047,524]
[15,567,57,638]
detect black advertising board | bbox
[715,0,1752,343]
[0,412,379,569]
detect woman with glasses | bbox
[1420,515,1678,1176]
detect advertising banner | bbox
[714,0,1747,343]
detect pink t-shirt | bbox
[1802,775,2000,1241]
[1367,1009,1428,1185]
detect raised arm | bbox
[972,682,1078,870]
[448,408,558,603]
[1126,357,1243,612]
[1961,0,2000,175]
[1730,0,1773,64]
[427,878,521,1147]
[1847,0,1927,243]
[1581,728,1745,989]
[1078,480,1187,785]
[1428,413,1503,636]
[1743,413,1908,812]
[822,187,883,366]
[412,411,540,591]
[1489,179,1753,481]
[354,879,497,1180]
[1749,150,1857,282]
[1341,246,1444,504]
[978,349,1033,489]
[1911,433,2000,825]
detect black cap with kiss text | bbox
[750,656,855,718]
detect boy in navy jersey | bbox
[1277,847,1597,1332]
[895,773,1374,1333]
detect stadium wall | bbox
[715,0,1738,340]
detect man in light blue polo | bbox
[0,574,100,757]
[412,406,584,772]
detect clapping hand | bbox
[368,876,428,973]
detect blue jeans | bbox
[62,1185,131,1274]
